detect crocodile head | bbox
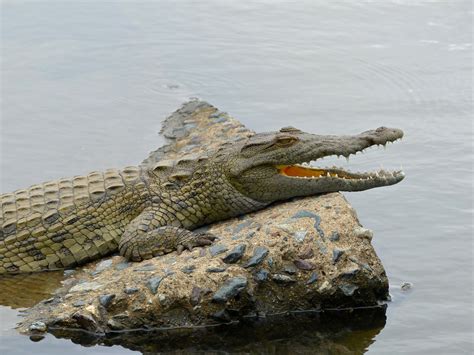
[223,126,404,203]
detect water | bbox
[0,0,472,353]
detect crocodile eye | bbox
[276,136,298,146]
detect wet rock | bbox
[254,269,269,282]
[306,272,319,285]
[212,277,248,303]
[293,230,308,243]
[181,265,195,274]
[99,294,115,308]
[206,266,227,273]
[147,276,164,295]
[63,270,75,277]
[69,281,103,293]
[29,321,47,333]
[244,246,269,268]
[332,249,344,264]
[298,245,314,259]
[329,231,340,242]
[210,244,228,256]
[222,244,246,264]
[124,287,139,294]
[339,284,358,296]
[294,259,316,271]
[272,274,296,285]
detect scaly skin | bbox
[0,126,404,274]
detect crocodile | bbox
[0,125,404,274]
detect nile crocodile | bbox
[0,125,404,274]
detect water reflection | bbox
[44,306,386,354]
[0,271,64,309]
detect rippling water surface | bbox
[1,1,472,354]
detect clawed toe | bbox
[176,233,217,254]
[195,233,217,246]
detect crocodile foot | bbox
[176,233,217,254]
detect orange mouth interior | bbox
[277,165,354,179]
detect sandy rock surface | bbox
[18,101,388,336]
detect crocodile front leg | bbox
[118,208,216,262]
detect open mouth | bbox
[276,134,404,182]
[276,164,403,181]
[269,126,405,185]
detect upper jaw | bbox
[310,126,404,159]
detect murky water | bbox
[1,0,472,354]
